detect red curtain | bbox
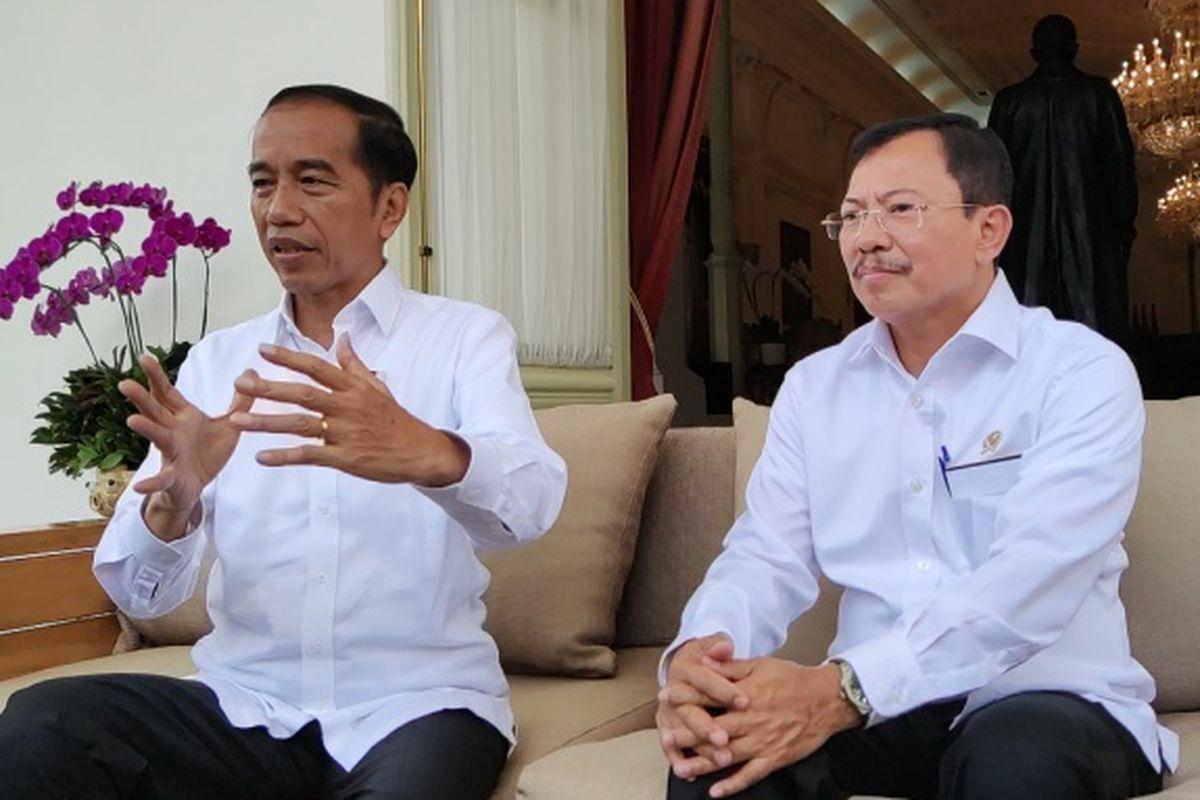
[626,0,719,399]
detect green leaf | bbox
[98,452,127,470]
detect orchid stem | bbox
[200,254,211,338]
[170,255,178,343]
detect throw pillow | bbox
[482,394,677,677]
[732,397,770,517]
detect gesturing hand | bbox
[228,335,470,486]
[119,353,254,541]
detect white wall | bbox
[0,1,389,528]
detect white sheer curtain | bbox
[425,0,615,368]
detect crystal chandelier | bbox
[1114,0,1200,157]
[1157,162,1200,238]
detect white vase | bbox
[87,467,135,518]
[759,342,786,366]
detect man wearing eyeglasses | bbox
[657,113,1174,799]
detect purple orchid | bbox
[56,182,78,211]
[4,178,230,365]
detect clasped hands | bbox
[118,335,468,541]
[656,634,862,798]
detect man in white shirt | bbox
[657,113,1173,799]
[0,85,567,799]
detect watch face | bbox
[836,660,871,716]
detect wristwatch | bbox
[831,658,872,720]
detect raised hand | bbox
[228,335,469,486]
[119,354,254,541]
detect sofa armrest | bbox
[0,520,119,680]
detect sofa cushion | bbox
[483,395,677,677]
[1123,397,1200,713]
[615,427,735,648]
[497,646,662,799]
[0,645,196,713]
[1159,712,1200,796]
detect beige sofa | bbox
[2,396,1197,798]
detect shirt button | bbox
[911,394,924,409]
[909,479,924,495]
[309,643,323,655]
[916,559,932,572]
[317,573,329,585]
[318,505,331,517]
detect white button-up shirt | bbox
[672,273,1177,772]
[95,266,567,770]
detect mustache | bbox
[852,256,912,279]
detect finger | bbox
[659,683,710,709]
[233,373,335,414]
[658,703,704,751]
[126,413,174,453]
[336,333,390,394]
[700,635,736,663]
[228,411,325,439]
[710,757,774,798]
[224,370,256,416]
[119,379,172,426]
[131,465,177,496]
[703,656,755,683]
[672,750,730,781]
[661,719,702,750]
[138,353,188,413]
[254,443,338,468]
[258,343,352,391]
[677,703,730,749]
[683,662,749,711]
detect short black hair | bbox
[1031,14,1078,63]
[848,112,1013,208]
[264,84,417,199]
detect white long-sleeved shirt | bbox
[95,265,567,770]
[670,272,1178,772]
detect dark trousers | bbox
[0,673,509,800]
[667,691,1164,800]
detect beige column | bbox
[705,0,744,394]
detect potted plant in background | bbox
[1,180,231,516]
[743,313,787,365]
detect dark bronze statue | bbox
[988,15,1138,346]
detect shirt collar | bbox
[273,264,405,346]
[847,269,1020,367]
[954,269,1020,361]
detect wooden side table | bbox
[0,519,118,680]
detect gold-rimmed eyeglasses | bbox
[821,203,981,241]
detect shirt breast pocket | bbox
[946,455,1021,498]
[947,456,1022,565]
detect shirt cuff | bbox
[121,505,206,616]
[420,433,502,509]
[834,628,924,719]
[125,503,205,569]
